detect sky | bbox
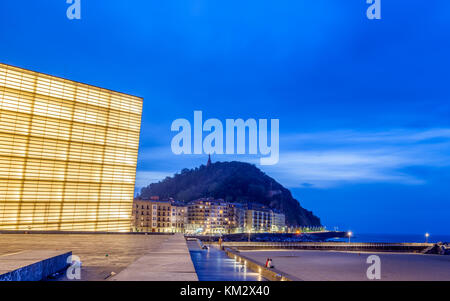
[0,1,449,235]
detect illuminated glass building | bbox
[0,63,142,231]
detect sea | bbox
[329,233,450,244]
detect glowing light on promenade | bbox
[347,231,353,243]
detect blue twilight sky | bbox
[1,1,449,235]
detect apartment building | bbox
[271,211,286,233]
[132,198,186,233]
[186,198,233,234]
[245,208,272,233]
[229,203,246,233]
[173,203,188,233]
[132,197,286,234]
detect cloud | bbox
[135,128,450,190]
[266,150,425,188]
[281,128,450,145]
[266,128,450,188]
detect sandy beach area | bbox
[239,250,450,281]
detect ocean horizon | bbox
[329,233,450,244]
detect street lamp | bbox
[347,231,353,243]
[425,232,430,243]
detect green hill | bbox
[139,161,321,226]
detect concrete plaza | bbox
[0,233,196,281]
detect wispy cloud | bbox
[267,150,425,188]
[268,128,450,188]
[135,128,450,190]
[281,128,450,145]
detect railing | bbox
[221,241,434,252]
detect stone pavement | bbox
[110,233,198,281]
[0,233,171,280]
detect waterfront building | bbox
[172,202,188,233]
[133,199,153,232]
[271,211,286,233]
[186,198,233,234]
[132,199,186,233]
[133,196,287,234]
[245,205,272,233]
[153,201,174,233]
[229,203,246,233]
[243,204,286,233]
[0,63,142,231]
[133,199,165,232]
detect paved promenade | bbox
[188,242,263,281]
[111,233,198,281]
[240,250,450,281]
[0,233,182,280]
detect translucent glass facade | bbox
[0,63,142,231]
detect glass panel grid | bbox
[0,63,142,231]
